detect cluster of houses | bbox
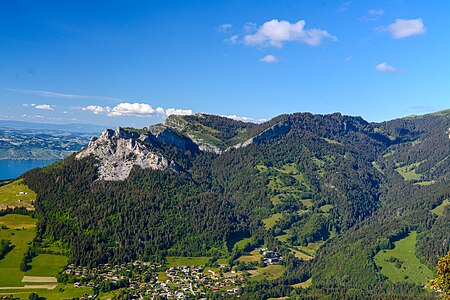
[163,265,243,297]
[260,248,283,265]
[64,260,245,299]
[66,261,162,291]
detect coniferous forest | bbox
[23,110,449,299]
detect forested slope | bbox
[22,110,449,299]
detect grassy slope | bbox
[166,256,210,267]
[0,286,92,300]
[395,162,422,181]
[249,264,285,281]
[431,199,450,217]
[0,215,37,286]
[0,215,91,299]
[26,254,68,277]
[263,213,283,229]
[232,237,253,251]
[0,179,36,209]
[373,231,433,285]
[238,249,263,262]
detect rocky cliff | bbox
[76,128,170,180]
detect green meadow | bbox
[0,179,36,210]
[374,231,433,285]
[0,214,91,299]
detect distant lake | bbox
[0,160,58,180]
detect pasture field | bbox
[263,213,283,229]
[238,249,262,262]
[290,249,313,261]
[26,254,68,277]
[319,204,333,213]
[373,231,433,285]
[0,286,93,300]
[276,229,291,243]
[166,256,210,267]
[0,179,36,210]
[249,264,285,281]
[300,199,313,208]
[431,199,449,217]
[395,162,422,181]
[0,215,37,287]
[296,240,325,257]
[291,278,312,289]
[232,236,253,251]
[0,214,91,299]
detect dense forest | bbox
[23,110,450,299]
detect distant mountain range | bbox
[0,120,104,160]
[21,109,450,298]
[0,120,105,133]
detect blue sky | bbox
[1,0,449,128]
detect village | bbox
[63,248,283,299]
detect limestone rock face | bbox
[147,125,198,151]
[76,128,169,181]
[186,135,222,154]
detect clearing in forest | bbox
[373,231,433,285]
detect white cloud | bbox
[225,115,253,122]
[244,19,337,48]
[34,104,54,110]
[387,18,425,39]
[375,62,397,73]
[81,102,192,118]
[260,55,278,63]
[82,105,106,114]
[224,115,267,123]
[109,103,158,117]
[217,23,232,33]
[155,107,165,115]
[165,108,193,117]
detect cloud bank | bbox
[81,102,193,118]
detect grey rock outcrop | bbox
[76,128,169,181]
[147,125,198,151]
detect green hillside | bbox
[16,110,449,299]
